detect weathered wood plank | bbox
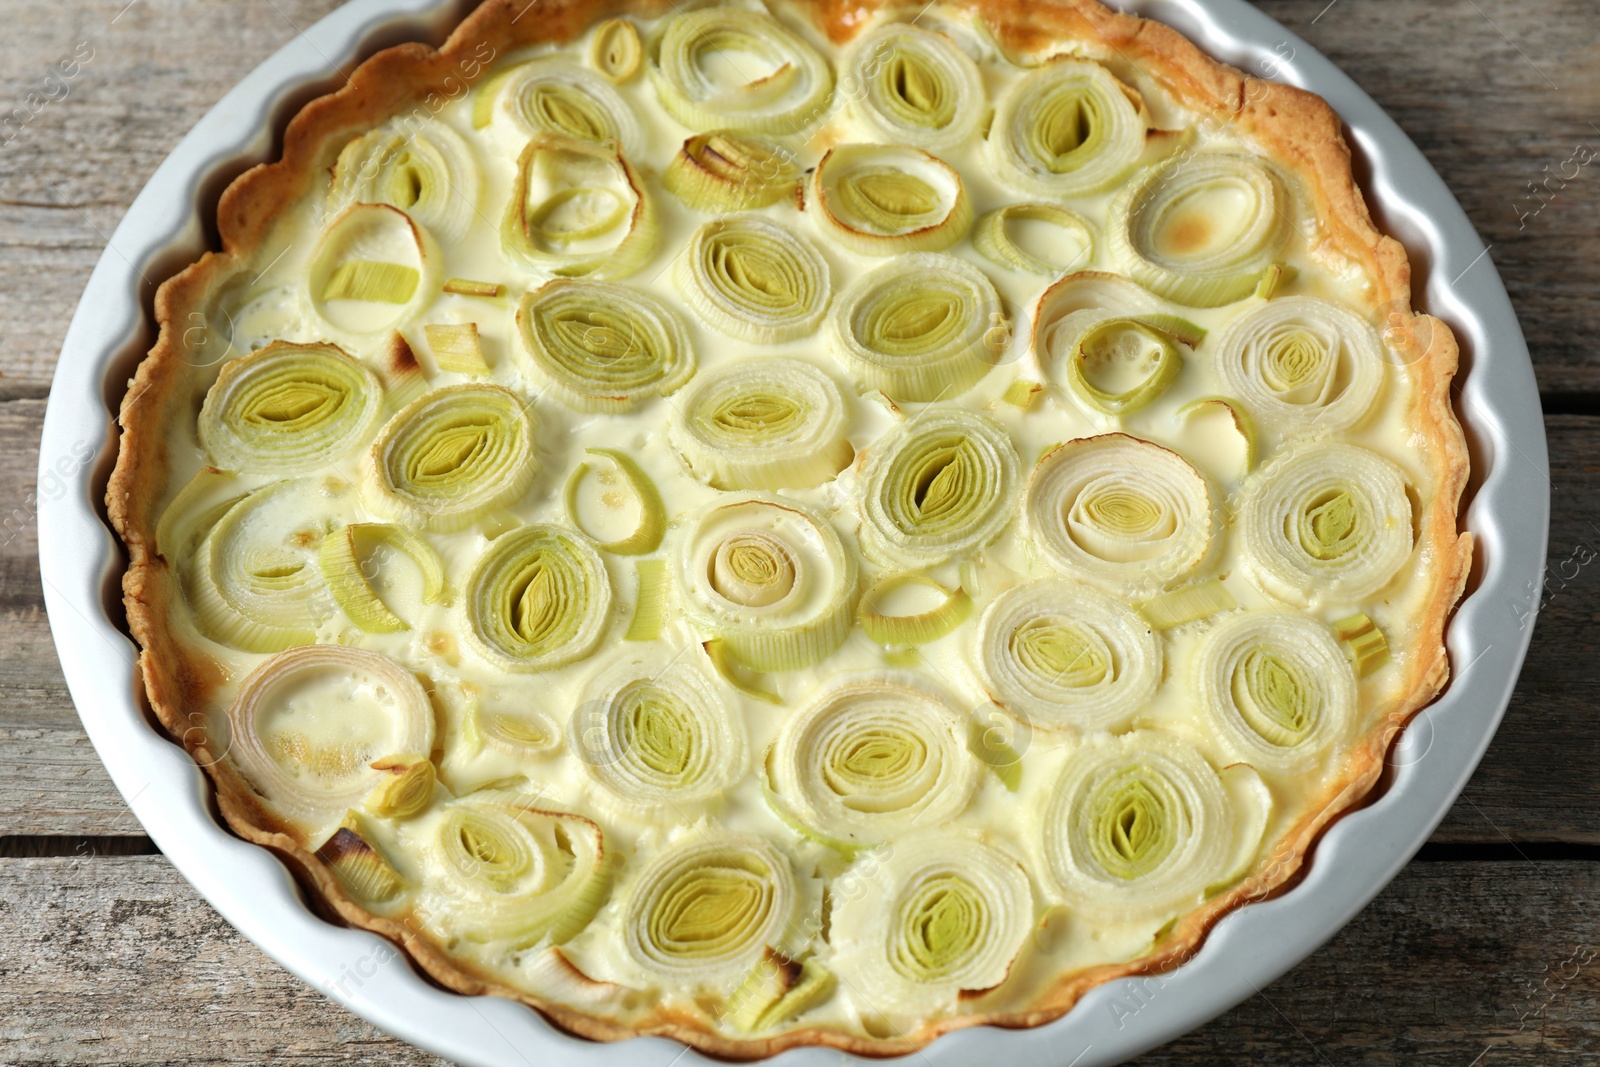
[0,855,1592,1064]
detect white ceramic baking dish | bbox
[37,1,1549,1062]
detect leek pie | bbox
[108,0,1472,1057]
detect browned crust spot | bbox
[105,0,1473,1059]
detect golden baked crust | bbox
[106,0,1473,1057]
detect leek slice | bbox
[858,574,972,647]
[571,654,746,807]
[563,448,666,555]
[365,754,437,820]
[1139,577,1237,630]
[664,130,802,212]
[858,408,1020,569]
[674,213,831,343]
[974,202,1095,276]
[318,813,408,904]
[1059,317,1184,417]
[625,559,668,642]
[986,59,1146,198]
[516,279,694,413]
[728,953,836,1031]
[677,495,856,671]
[647,7,834,135]
[1178,396,1258,476]
[364,384,537,533]
[1110,151,1290,306]
[768,671,978,846]
[589,18,643,83]
[331,117,480,243]
[975,578,1161,731]
[829,832,1031,1011]
[1334,612,1391,676]
[1040,731,1235,921]
[463,523,613,673]
[830,253,1007,402]
[842,22,985,153]
[1194,610,1356,773]
[621,833,796,984]
[226,645,435,829]
[502,134,656,280]
[811,144,972,255]
[705,638,783,705]
[423,322,490,375]
[1026,433,1213,595]
[1237,442,1413,606]
[307,203,433,337]
[1214,295,1387,438]
[481,59,641,153]
[669,357,853,491]
[442,277,503,298]
[197,341,383,474]
[423,796,609,948]
[317,522,446,634]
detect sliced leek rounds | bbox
[986,59,1146,198]
[664,131,801,212]
[365,384,537,532]
[621,833,796,983]
[318,521,446,633]
[1194,611,1356,773]
[572,655,745,807]
[975,578,1161,731]
[1237,442,1414,605]
[830,253,1007,402]
[842,22,986,153]
[516,279,694,413]
[226,645,435,828]
[811,144,972,254]
[675,214,831,343]
[669,357,853,490]
[769,672,978,846]
[198,342,383,474]
[1027,434,1213,594]
[589,19,643,83]
[464,523,613,672]
[647,7,834,135]
[423,796,609,947]
[1111,151,1289,307]
[974,203,1095,276]
[1040,730,1235,921]
[481,59,641,153]
[830,832,1031,1010]
[677,495,857,671]
[858,408,1020,568]
[502,135,655,279]
[331,117,480,244]
[1214,296,1387,437]
[307,203,432,336]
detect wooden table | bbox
[2,1,1596,1062]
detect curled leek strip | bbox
[1041,730,1234,921]
[1062,317,1185,417]
[622,833,796,983]
[677,495,857,672]
[198,342,383,474]
[986,59,1146,198]
[674,214,831,343]
[318,522,446,634]
[1214,295,1386,437]
[829,832,1031,1011]
[464,523,613,673]
[842,22,985,153]
[227,645,435,829]
[187,479,341,652]
[589,19,643,83]
[811,144,972,255]
[858,574,972,647]
[975,578,1161,731]
[307,203,433,337]
[1194,610,1356,773]
[425,797,609,947]
[502,135,656,280]
[647,7,834,135]
[664,130,801,212]
[483,59,641,153]
[974,203,1094,276]
[365,384,537,533]
[728,953,836,1032]
[331,117,480,244]
[669,357,853,491]
[858,408,1020,569]
[571,655,746,806]
[625,559,668,642]
[1237,442,1413,606]
[317,813,407,904]
[1026,433,1213,595]
[563,448,666,556]
[1110,151,1290,307]
[769,671,978,845]
[830,253,1007,402]
[516,279,694,413]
